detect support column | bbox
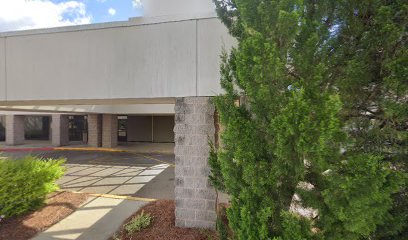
[102,114,118,148]
[174,97,217,229]
[5,115,25,145]
[88,114,102,147]
[51,114,69,147]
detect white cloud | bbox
[0,0,92,32]
[132,0,142,8]
[108,7,116,16]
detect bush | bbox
[211,0,406,239]
[124,210,152,234]
[216,206,233,240]
[0,156,65,218]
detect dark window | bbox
[0,116,5,141]
[25,116,50,140]
[69,115,88,142]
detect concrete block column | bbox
[174,97,217,229]
[5,115,25,145]
[88,114,102,147]
[102,114,118,148]
[51,114,69,147]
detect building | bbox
[0,0,235,229]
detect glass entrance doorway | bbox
[0,116,4,141]
[118,116,127,142]
[69,115,88,142]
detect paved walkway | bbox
[32,196,148,240]
[59,162,170,197]
[1,144,175,240]
[3,150,175,199]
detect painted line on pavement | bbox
[135,153,175,168]
[55,147,125,152]
[58,190,157,202]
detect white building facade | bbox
[0,0,235,229]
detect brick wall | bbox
[102,114,118,148]
[51,114,69,146]
[5,115,25,145]
[174,97,217,229]
[88,114,102,147]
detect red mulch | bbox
[0,191,89,240]
[114,200,219,240]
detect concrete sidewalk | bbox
[32,196,148,240]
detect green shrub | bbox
[0,156,65,218]
[211,0,406,239]
[124,210,152,234]
[217,216,229,240]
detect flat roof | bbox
[0,12,217,37]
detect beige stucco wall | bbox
[127,115,174,142]
[0,15,235,105]
[127,116,153,142]
[4,20,196,102]
[197,18,234,96]
[153,116,174,143]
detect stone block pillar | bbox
[51,114,69,147]
[88,114,102,147]
[5,115,25,145]
[174,97,217,229]
[102,114,118,148]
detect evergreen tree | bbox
[209,0,407,239]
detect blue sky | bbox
[0,0,144,32]
[54,0,143,23]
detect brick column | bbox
[102,114,118,148]
[174,97,217,229]
[5,115,25,145]
[51,114,69,147]
[88,114,102,147]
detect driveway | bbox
[3,150,175,199]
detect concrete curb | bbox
[0,147,55,152]
[55,147,125,152]
[0,147,125,153]
[58,190,157,202]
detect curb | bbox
[60,190,157,202]
[0,147,55,152]
[55,147,126,152]
[0,147,125,153]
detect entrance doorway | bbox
[118,116,128,142]
[0,116,4,141]
[68,115,88,142]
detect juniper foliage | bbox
[209,0,407,239]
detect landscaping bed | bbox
[113,200,218,240]
[0,191,89,240]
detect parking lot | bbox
[3,150,175,199]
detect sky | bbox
[0,0,144,32]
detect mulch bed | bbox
[0,191,89,240]
[114,200,219,240]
